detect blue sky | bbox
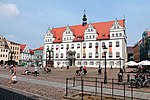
[0,0,150,49]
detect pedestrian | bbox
[98,65,102,74]
[9,64,17,83]
[34,65,38,76]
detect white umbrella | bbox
[139,60,150,66]
[125,61,138,66]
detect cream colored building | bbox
[7,40,20,64]
[0,34,10,65]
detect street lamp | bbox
[103,45,108,84]
[119,57,121,69]
[46,46,53,67]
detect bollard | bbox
[127,74,130,83]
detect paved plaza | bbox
[0,66,150,99]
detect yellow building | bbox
[7,40,20,64]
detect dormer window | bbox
[117,26,119,29]
[86,36,88,39]
[93,35,95,38]
[102,34,105,37]
[83,43,86,48]
[64,38,66,41]
[119,33,122,36]
[112,34,114,37]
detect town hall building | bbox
[43,14,127,68]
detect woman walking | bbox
[9,64,17,83]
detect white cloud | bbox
[0,3,19,17]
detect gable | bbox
[50,19,124,43]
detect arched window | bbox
[102,42,105,47]
[95,42,99,48]
[102,52,105,58]
[119,33,122,36]
[95,53,99,58]
[56,45,59,50]
[109,42,112,47]
[116,52,120,57]
[83,61,87,65]
[116,33,118,37]
[112,34,114,37]
[77,43,80,48]
[61,53,63,58]
[61,44,64,49]
[77,53,80,58]
[109,52,112,58]
[83,53,86,58]
[93,35,95,38]
[89,43,92,48]
[71,44,74,49]
[66,44,69,49]
[116,41,119,47]
[83,43,86,48]
[89,35,91,39]
[56,53,58,58]
[109,61,114,66]
[89,52,92,58]
[51,45,54,49]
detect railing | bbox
[65,76,145,100]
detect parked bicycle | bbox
[130,74,150,88]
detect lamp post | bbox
[103,45,108,84]
[119,57,121,69]
[46,46,53,67]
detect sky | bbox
[0,0,150,49]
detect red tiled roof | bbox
[34,46,44,50]
[29,49,34,54]
[51,20,124,43]
[20,44,26,51]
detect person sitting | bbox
[83,66,87,75]
[44,65,51,73]
[22,68,31,75]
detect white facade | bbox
[43,19,127,68]
[20,45,32,62]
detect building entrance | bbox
[66,51,76,67]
